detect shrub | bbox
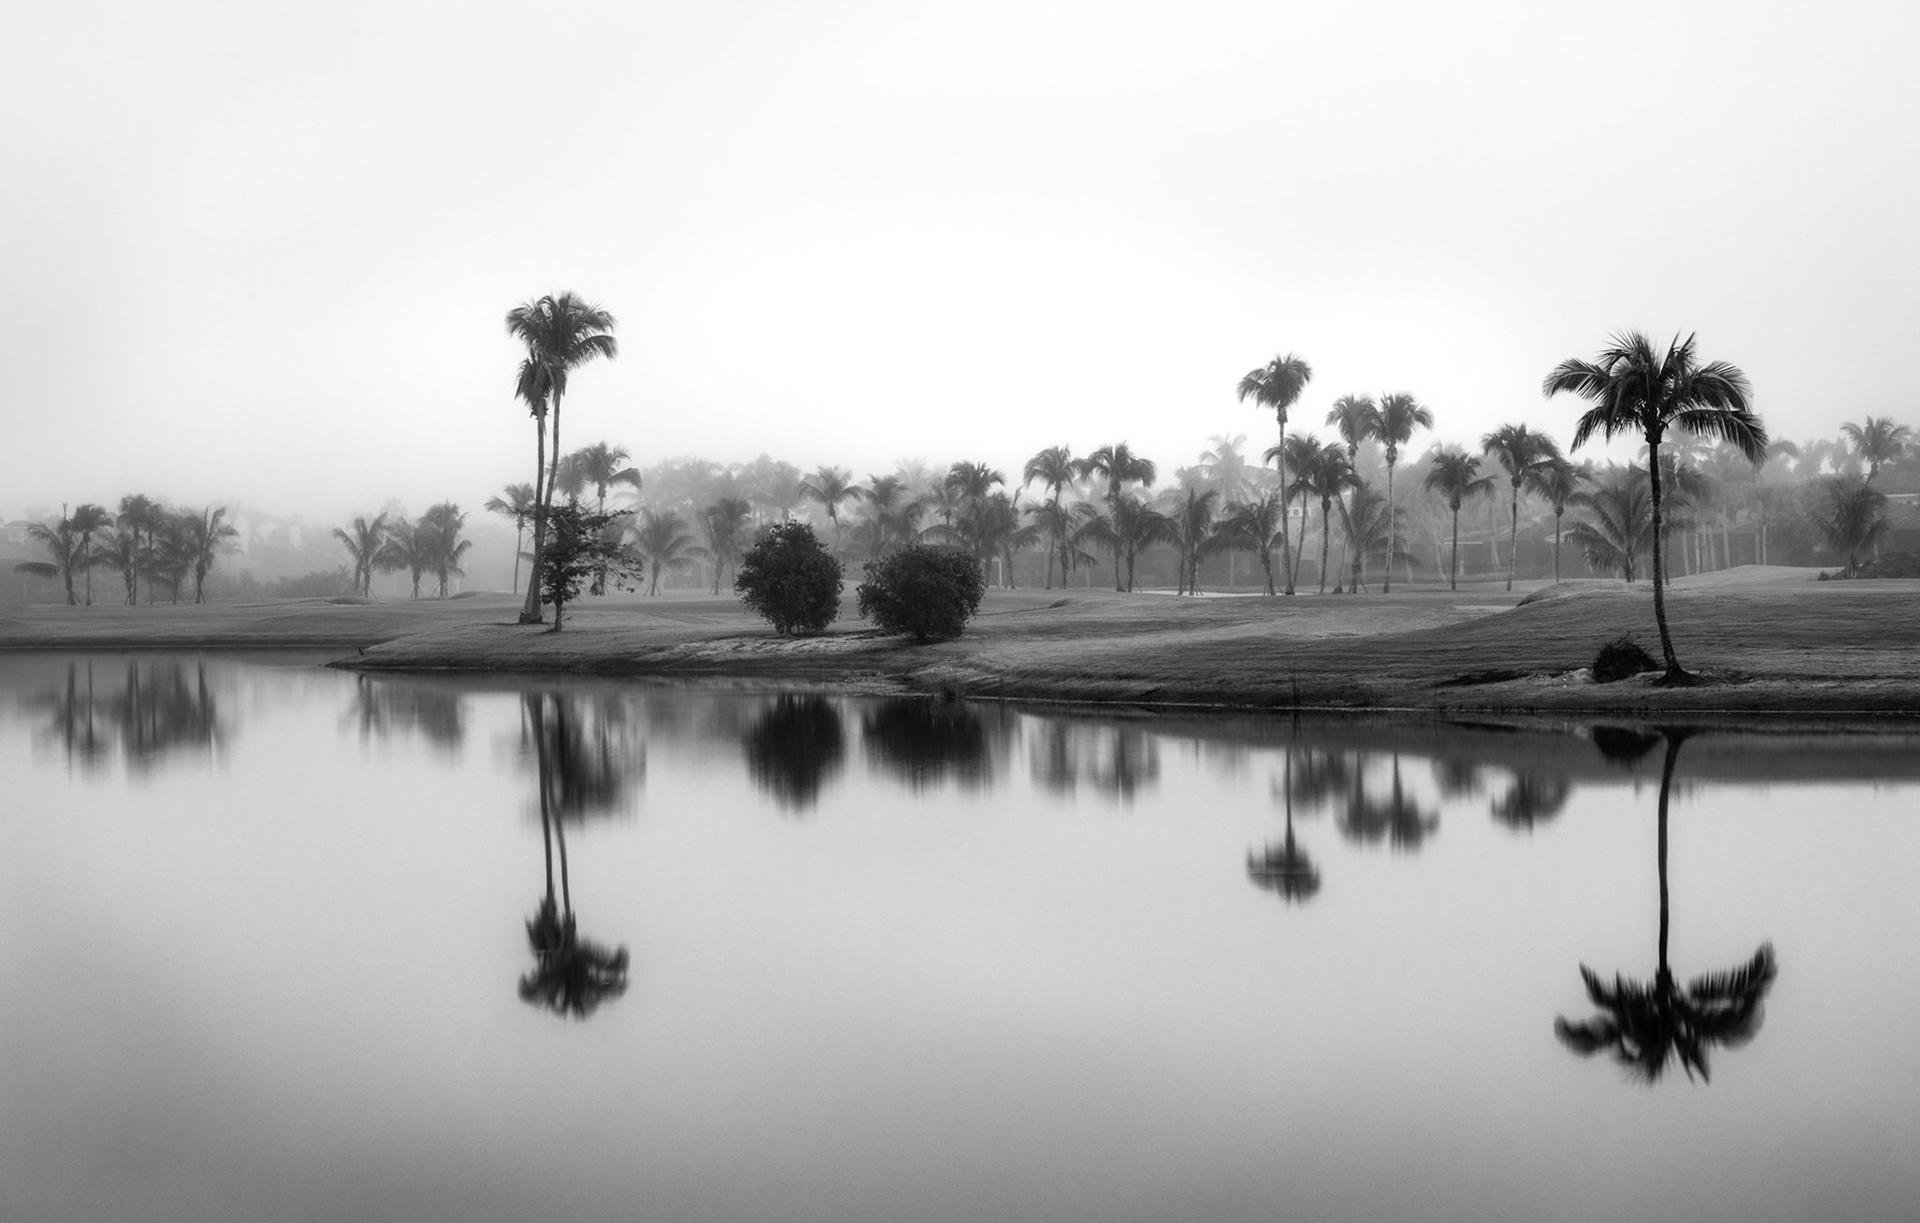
[540,504,636,631]
[1591,635,1657,683]
[735,520,843,636]
[856,544,986,642]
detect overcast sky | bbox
[5,0,1916,523]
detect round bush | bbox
[1591,635,1657,683]
[734,520,844,636]
[856,544,986,642]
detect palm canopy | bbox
[569,442,642,508]
[1557,944,1778,1083]
[1079,443,1156,502]
[1326,394,1378,455]
[1424,447,1494,511]
[504,293,619,404]
[1022,445,1079,495]
[1840,416,1911,483]
[1545,331,1765,461]
[1237,354,1312,426]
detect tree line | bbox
[12,495,238,605]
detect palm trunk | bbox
[1507,482,1519,592]
[1450,506,1460,591]
[1319,499,1333,594]
[1383,460,1397,593]
[1553,510,1564,582]
[519,407,550,624]
[1275,415,1295,595]
[1647,438,1683,678]
[512,523,524,593]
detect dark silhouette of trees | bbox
[1481,424,1559,591]
[742,695,846,811]
[1423,447,1494,591]
[1237,354,1312,594]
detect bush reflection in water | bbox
[742,695,846,812]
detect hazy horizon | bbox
[6,1,1916,524]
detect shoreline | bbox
[6,567,1919,717]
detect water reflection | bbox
[343,674,464,752]
[1247,746,1321,902]
[1338,753,1438,850]
[862,698,1001,791]
[1555,731,1778,1082]
[21,659,222,772]
[1028,719,1161,800]
[517,693,633,1020]
[743,695,846,811]
[1491,774,1570,830]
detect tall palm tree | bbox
[1423,448,1495,591]
[115,494,163,605]
[1238,354,1313,595]
[1809,477,1890,575]
[1170,487,1222,595]
[569,441,643,514]
[1324,395,1379,582]
[1079,442,1157,507]
[801,465,862,552]
[378,517,428,599]
[1525,455,1592,583]
[1199,433,1258,506]
[69,503,111,606]
[419,502,471,597]
[1220,494,1285,595]
[1480,423,1559,591]
[505,292,619,624]
[1292,438,1354,594]
[1342,481,1408,593]
[1556,732,1778,1082]
[94,525,145,606]
[331,513,388,598]
[14,517,84,605]
[179,507,239,603]
[1022,445,1079,589]
[1545,332,1766,682]
[1840,416,1911,485]
[485,482,537,594]
[630,507,698,595]
[1373,393,1432,592]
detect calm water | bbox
[4,654,1919,1223]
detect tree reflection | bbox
[343,674,464,752]
[1247,746,1320,902]
[1028,719,1161,801]
[862,698,996,791]
[1338,753,1437,850]
[743,695,846,811]
[1491,773,1570,830]
[1555,731,1778,1082]
[24,659,221,772]
[518,693,632,1020]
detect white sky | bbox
[4,0,1916,522]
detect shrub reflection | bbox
[517,693,633,1020]
[743,695,846,811]
[862,698,1000,791]
[1555,730,1778,1082]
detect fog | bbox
[4,1,1916,526]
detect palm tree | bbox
[1423,448,1495,591]
[1220,494,1285,595]
[378,517,428,599]
[485,482,537,593]
[801,465,862,552]
[69,503,111,606]
[1079,442,1157,506]
[505,292,619,624]
[1556,732,1778,1082]
[1238,354,1313,595]
[419,502,472,597]
[1373,393,1432,593]
[1170,487,1222,594]
[331,513,388,598]
[1480,424,1559,591]
[1022,445,1079,588]
[1291,438,1355,594]
[14,517,84,604]
[858,474,926,557]
[1525,456,1592,583]
[94,525,144,606]
[1545,332,1766,682]
[700,497,753,593]
[148,514,195,604]
[569,442,642,514]
[1809,477,1890,575]
[179,507,239,603]
[1840,416,1911,485]
[1199,433,1258,505]
[1342,481,1408,592]
[630,507,697,595]
[1566,466,1655,581]
[116,494,163,605]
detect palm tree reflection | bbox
[742,695,845,811]
[518,692,632,1020]
[1028,719,1161,801]
[1491,773,1570,830]
[1555,731,1777,1082]
[1338,753,1437,850]
[343,674,464,752]
[1247,746,1320,902]
[25,659,221,772]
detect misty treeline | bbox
[10,495,239,606]
[330,503,474,600]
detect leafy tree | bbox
[1423,448,1494,591]
[485,482,537,593]
[700,497,754,593]
[1237,354,1312,594]
[734,520,843,636]
[179,507,239,603]
[630,507,698,595]
[1480,424,1559,591]
[1566,466,1656,581]
[1840,416,1911,485]
[541,504,635,632]
[1809,477,1889,575]
[1524,456,1592,583]
[1374,393,1433,592]
[506,292,619,624]
[13,517,84,604]
[856,543,987,641]
[1545,331,1766,683]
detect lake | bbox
[4,653,1918,1222]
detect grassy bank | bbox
[8,567,1915,714]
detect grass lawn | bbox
[4,567,1916,713]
